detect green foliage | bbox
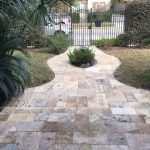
[94,35,131,47]
[116,33,130,47]
[72,13,80,23]
[68,47,95,67]
[47,34,72,54]
[22,26,48,48]
[0,0,74,30]
[88,12,112,23]
[111,0,125,4]
[137,70,150,89]
[0,32,30,107]
[94,38,117,47]
[125,0,150,47]
[101,13,112,22]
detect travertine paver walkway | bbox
[0,46,150,150]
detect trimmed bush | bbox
[10,22,47,48]
[68,47,95,67]
[47,34,72,54]
[88,12,112,23]
[125,0,150,47]
[72,13,80,23]
[116,33,130,47]
[94,38,117,47]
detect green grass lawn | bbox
[15,51,55,87]
[104,47,150,90]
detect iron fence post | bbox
[90,8,92,46]
[70,5,73,46]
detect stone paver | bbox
[0,46,150,149]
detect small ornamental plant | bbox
[68,47,96,68]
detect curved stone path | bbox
[0,46,150,150]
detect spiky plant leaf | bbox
[0,32,30,107]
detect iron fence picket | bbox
[23,7,127,47]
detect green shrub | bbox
[88,12,112,22]
[116,33,130,47]
[0,32,30,107]
[72,13,80,23]
[100,12,112,22]
[111,0,125,4]
[95,38,106,47]
[125,0,150,47]
[88,12,98,23]
[10,22,47,48]
[94,38,117,47]
[22,26,47,48]
[47,34,72,54]
[68,47,95,67]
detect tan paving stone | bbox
[41,121,74,132]
[73,132,108,144]
[67,96,87,107]
[7,114,36,121]
[76,107,111,115]
[15,121,44,132]
[55,144,91,150]
[106,91,127,103]
[91,145,129,150]
[136,108,150,115]
[75,114,89,123]
[0,115,9,121]
[75,122,105,133]
[129,115,145,123]
[138,124,150,134]
[47,113,74,122]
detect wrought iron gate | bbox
[71,8,125,46]
[44,3,125,46]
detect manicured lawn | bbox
[15,50,55,87]
[104,47,150,90]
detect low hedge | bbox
[93,35,130,47]
[72,13,80,23]
[88,12,112,23]
[93,38,117,47]
[46,34,72,54]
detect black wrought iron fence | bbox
[12,6,125,47]
[71,8,125,46]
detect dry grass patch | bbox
[103,47,150,90]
